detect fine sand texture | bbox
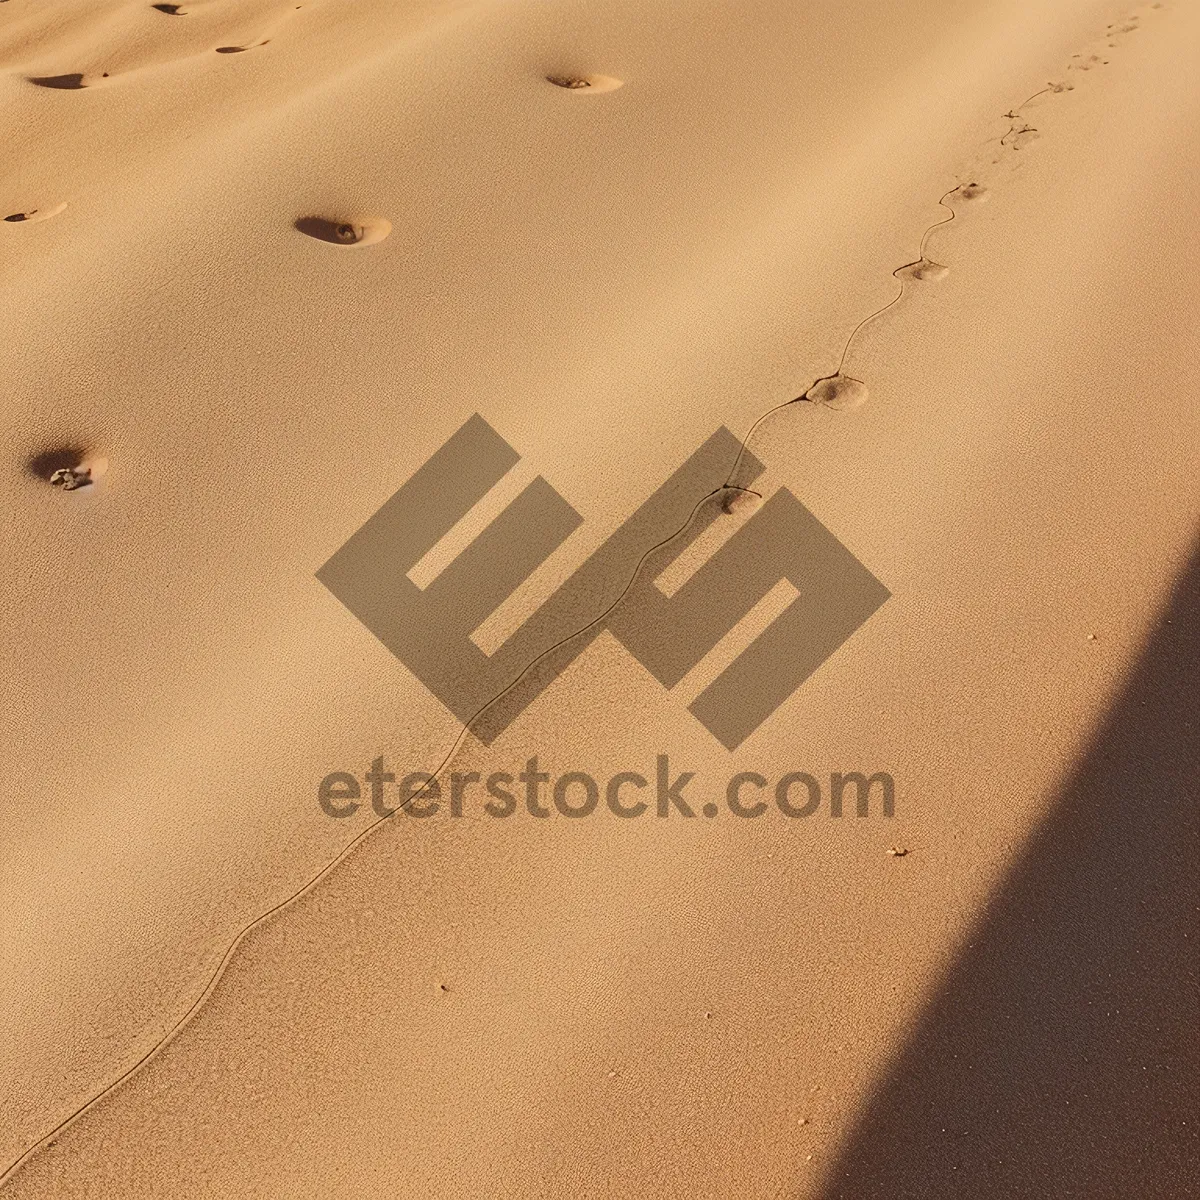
[2,0,1197,1196]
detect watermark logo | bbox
[317,415,888,750]
[317,755,896,822]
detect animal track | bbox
[789,185,965,413]
[0,3,1172,1190]
[798,1,1164,416]
[1001,123,1040,149]
[720,487,763,517]
[545,73,624,93]
[901,258,949,282]
[4,202,68,224]
[805,374,869,412]
[294,216,392,247]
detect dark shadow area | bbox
[818,536,1199,1199]
[294,216,360,244]
[26,446,88,481]
[27,73,93,89]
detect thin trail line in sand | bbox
[827,187,960,382]
[720,185,964,485]
[0,181,973,1193]
[1017,84,1054,108]
[0,475,759,1188]
[0,31,1112,1182]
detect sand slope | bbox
[2,0,1197,1195]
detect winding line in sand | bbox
[0,25,1124,1183]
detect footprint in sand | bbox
[902,258,949,282]
[4,202,68,224]
[1002,124,1041,150]
[806,375,868,412]
[27,72,110,89]
[1009,81,1072,116]
[721,488,763,517]
[294,216,392,247]
[545,74,624,93]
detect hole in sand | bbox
[294,215,391,247]
[545,73,624,93]
[805,375,869,412]
[4,202,68,225]
[958,181,989,202]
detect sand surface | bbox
[2,0,1197,1195]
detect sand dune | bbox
[2,0,1196,1195]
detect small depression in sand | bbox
[958,181,989,203]
[4,202,68,225]
[721,488,763,517]
[28,72,109,89]
[1003,125,1041,150]
[545,74,624,93]
[806,374,869,412]
[903,258,949,282]
[294,216,392,247]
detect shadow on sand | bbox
[817,535,1200,1199]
